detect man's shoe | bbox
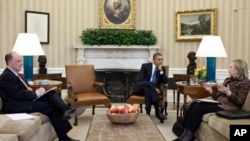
[58,137,80,141]
[155,111,166,123]
[62,107,85,120]
[155,111,167,120]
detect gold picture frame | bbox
[176,8,217,41]
[99,0,136,29]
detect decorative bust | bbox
[187,51,197,75]
[38,55,47,74]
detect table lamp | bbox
[196,36,227,82]
[12,33,45,82]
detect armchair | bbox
[65,65,111,125]
[127,65,169,115]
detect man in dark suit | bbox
[0,51,84,141]
[133,52,168,122]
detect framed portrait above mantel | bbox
[99,0,136,29]
[176,8,217,41]
[25,10,50,44]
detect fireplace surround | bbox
[74,45,160,102]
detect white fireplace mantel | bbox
[73,45,160,70]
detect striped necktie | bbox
[17,74,29,90]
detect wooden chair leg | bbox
[164,101,168,115]
[74,117,78,126]
[140,104,143,113]
[92,106,96,115]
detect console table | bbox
[32,73,62,95]
[29,80,62,96]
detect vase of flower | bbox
[195,67,207,81]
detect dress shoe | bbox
[62,107,85,120]
[155,111,167,120]
[58,137,80,141]
[155,111,166,123]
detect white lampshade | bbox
[12,33,45,56]
[196,36,227,57]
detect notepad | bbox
[33,87,57,101]
[6,113,34,120]
[194,99,220,104]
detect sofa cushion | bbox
[208,114,250,139]
[241,90,250,111]
[0,114,42,141]
[31,112,50,124]
[202,112,216,123]
[0,134,18,141]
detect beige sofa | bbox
[195,90,250,141]
[0,97,56,141]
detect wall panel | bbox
[0,0,249,74]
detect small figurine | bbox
[187,51,197,75]
[38,55,47,74]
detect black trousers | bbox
[30,91,72,139]
[132,81,160,113]
[182,102,223,133]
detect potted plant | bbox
[80,28,157,46]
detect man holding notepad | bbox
[0,51,84,141]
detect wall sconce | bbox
[12,33,45,82]
[196,36,227,82]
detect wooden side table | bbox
[176,81,217,121]
[29,80,62,96]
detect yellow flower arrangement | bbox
[195,67,207,80]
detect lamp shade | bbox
[196,36,227,57]
[12,33,45,56]
[195,36,227,82]
[12,33,45,82]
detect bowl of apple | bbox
[106,104,140,124]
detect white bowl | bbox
[106,110,139,124]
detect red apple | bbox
[110,105,118,113]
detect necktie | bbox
[17,74,29,90]
[152,68,158,83]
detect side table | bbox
[29,80,62,96]
[176,81,217,121]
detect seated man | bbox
[0,51,85,141]
[132,52,168,122]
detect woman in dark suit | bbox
[0,51,85,141]
[174,59,250,141]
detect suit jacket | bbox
[138,63,168,85]
[0,68,37,113]
[133,63,168,94]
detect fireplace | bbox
[74,45,159,102]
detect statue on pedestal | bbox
[38,55,47,74]
[187,51,197,75]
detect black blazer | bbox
[132,63,168,94]
[137,62,168,85]
[0,68,37,113]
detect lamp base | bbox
[206,57,216,82]
[23,56,33,82]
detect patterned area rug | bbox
[86,114,166,141]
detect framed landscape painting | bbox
[99,0,136,29]
[176,8,217,41]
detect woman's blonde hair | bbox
[232,59,249,79]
